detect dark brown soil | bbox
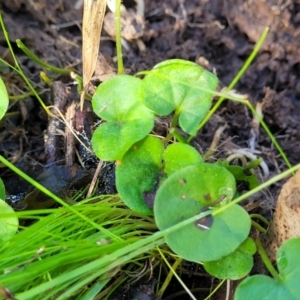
[1,0,300,299]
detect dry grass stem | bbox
[81,0,106,110]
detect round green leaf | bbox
[0,178,5,201]
[204,238,256,280]
[154,163,251,262]
[163,143,203,176]
[141,59,218,135]
[0,200,18,247]
[116,136,164,215]
[235,276,280,299]
[92,75,142,121]
[0,77,9,121]
[92,116,154,161]
[235,237,300,300]
[218,160,259,191]
[239,236,257,255]
[165,204,250,262]
[91,75,154,160]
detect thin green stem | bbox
[226,28,270,92]
[156,255,183,298]
[163,112,187,144]
[157,249,196,300]
[163,128,187,145]
[40,71,53,86]
[250,214,270,226]
[239,101,292,169]
[0,14,49,113]
[252,106,292,168]
[251,220,267,234]
[172,129,187,143]
[187,27,269,142]
[203,279,226,300]
[9,91,34,101]
[115,0,124,74]
[212,162,300,216]
[16,40,73,74]
[245,158,262,170]
[171,112,179,128]
[163,130,174,145]
[0,155,121,241]
[256,237,280,280]
[0,58,18,72]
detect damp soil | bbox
[1,0,300,299]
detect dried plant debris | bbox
[263,169,300,262]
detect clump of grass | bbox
[0,195,159,299]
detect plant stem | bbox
[9,91,34,101]
[16,39,73,74]
[156,250,196,300]
[251,220,267,234]
[172,129,187,143]
[163,112,187,144]
[0,155,121,241]
[187,27,269,142]
[171,111,179,128]
[212,163,300,216]
[245,158,262,170]
[40,71,53,86]
[250,214,270,226]
[203,279,225,300]
[246,103,292,169]
[163,128,187,145]
[115,0,124,74]
[0,14,50,114]
[163,129,174,145]
[255,237,280,280]
[156,255,183,299]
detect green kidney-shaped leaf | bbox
[91,75,154,160]
[154,163,251,262]
[92,117,154,161]
[204,237,256,280]
[0,178,5,201]
[92,75,143,120]
[217,161,259,191]
[141,59,218,135]
[235,237,300,300]
[0,77,9,121]
[116,136,164,215]
[0,200,18,247]
[163,143,203,176]
[165,204,250,262]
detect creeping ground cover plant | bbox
[91,59,251,271]
[91,58,300,298]
[1,5,300,298]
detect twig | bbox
[87,160,104,197]
[65,102,77,166]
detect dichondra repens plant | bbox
[92,59,252,264]
[1,5,300,297]
[91,59,300,299]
